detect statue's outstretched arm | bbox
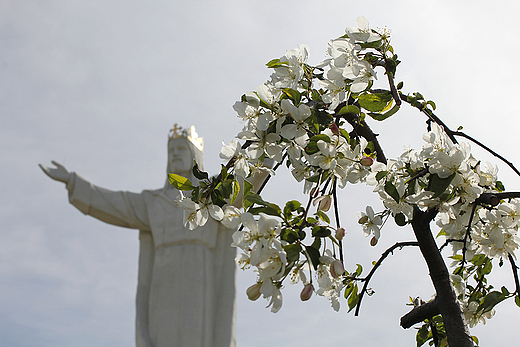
[39,161,72,184]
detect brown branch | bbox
[411,206,474,347]
[400,297,440,329]
[340,109,387,164]
[332,180,344,263]
[454,131,520,178]
[509,254,520,297]
[354,241,420,316]
[400,92,520,179]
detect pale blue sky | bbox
[2,1,520,346]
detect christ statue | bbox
[40,125,240,347]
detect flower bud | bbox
[300,283,314,301]
[330,260,345,278]
[360,157,374,167]
[330,123,340,135]
[246,282,262,301]
[335,227,346,241]
[313,195,332,212]
[370,236,378,246]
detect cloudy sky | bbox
[2,0,520,346]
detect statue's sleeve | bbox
[66,172,150,231]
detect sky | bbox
[2,0,520,346]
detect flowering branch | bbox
[168,17,520,345]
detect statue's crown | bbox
[169,124,204,152]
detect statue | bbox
[40,125,237,347]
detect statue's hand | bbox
[39,160,72,184]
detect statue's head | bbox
[166,125,204,179]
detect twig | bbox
[332,180,343,263]
[454,131,520,178]
[508,254,520,296]
[400,92,520,178]
[354,241,419,316]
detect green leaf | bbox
[284,200,302,219]
[359,39,382,49]
[394,212,407,226]
[245,194,281,216]
[338,105,360,116]
[347,284,359,312]
[340,129,350,143]
[211,190,227,208]
[344,284,354,299]
[168,174,195,191]
[376,171,388,181]
[281,228,300,243]
[316,210,330,224]
[357,92,393,112]
[305,173,321,183]
[354,264,363,277]
[427,173,456,198]
[311,89,322,102]
[305,141,320,155]
[515,295,520,307]
[244,193,266,205]
[283,243,302,263]
[477,291,507,314]
[305,245,321,270]
[248,204,282,217]
[282,88,301,104]
[230,179,240,204]
[266,58,287,68]
[314,110,333,126]
[416,323,430,347]
[368,104,400,121]
[192,162,209,180]
[384,181,400,203]
[312,226,331,238]
[242,180,254,209]
[309,134,332,143]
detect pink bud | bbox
[300,283,314,301]
[246,282,262,301]
[313,195,332,212]
[360,157,374,167]
[335,227,346,241]
[330,123,340,135]
[330,260,345,278]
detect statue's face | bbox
[168,139,193,175]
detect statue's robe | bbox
[66,173,237,347]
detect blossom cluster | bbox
[363,122,520,259]
[170,16,519,332]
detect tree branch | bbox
[411,206,474,347]
[354,241,419,316]
[508,254,520,297]
[338,100,387,164]
[400,92,520,179]
[400,297,440,329]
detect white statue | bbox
[40,126,238,347]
